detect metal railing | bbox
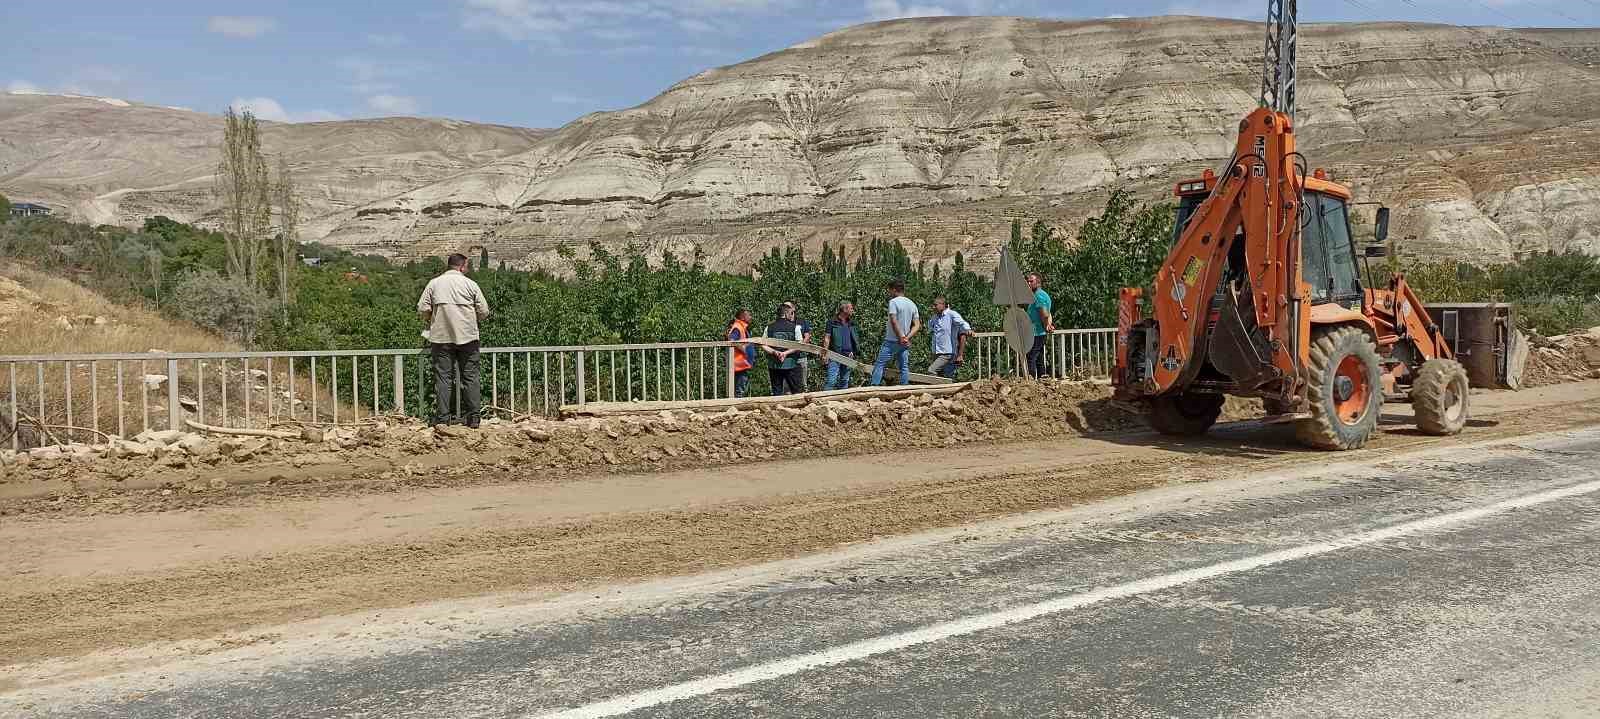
[0,328,1116,449]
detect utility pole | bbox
[1260,0,1298,123]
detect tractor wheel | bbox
[1294,326,1384,450]
[1412,358,1470,436]
[1147,392,1226,436]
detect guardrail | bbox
[0,327,1116,449]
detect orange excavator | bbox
[1112,0,1522,449]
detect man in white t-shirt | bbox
[869,279,920,386]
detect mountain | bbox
[0,92,548,238]
[7,16,1600,273]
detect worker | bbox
[763,303,806,396]
[726,308,756,398]
[926,296,974,380]
[1026,272,1055,378]
[417,253,491,429]
[870,279,920,386]
[821,301,861,390]
[786,301,815,389]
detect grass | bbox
[0,265,376,449]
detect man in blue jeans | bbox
[821,301,861,390]
[870,279,920,386]
[926,296,974,380]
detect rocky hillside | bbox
[8,16,1600,272]
[0,93,548,238]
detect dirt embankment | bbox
[1525,328,1600,387]
[0,379,1260,515]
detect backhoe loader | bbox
[1111,0,1523,449]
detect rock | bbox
[300,427,326,443]
[521,427,552,442]
[28,446,65,460]
[208,477,228,490]
[93,316,108,326]
[248,368,268,379]
[54,317,74,331]
[135,428,186,446]
[140,374,169,390]
[178,396,199,413]
[176,434,217,457]
[111,439,155,458]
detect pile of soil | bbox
[0,379,1263,506]
[1524,327,1600,387]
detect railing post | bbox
[392,354,405,416]
[726,346,736,398]
[165,357,180,432]
[575,350,586,406]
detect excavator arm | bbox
[1133,108,1308,396]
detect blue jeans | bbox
[825,354,854,390]
[733,370,749,398]
[869,340,910,386]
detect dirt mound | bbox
[1524,327,1600,387]
[0,379,1264,510]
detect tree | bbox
[0,192,11,218]
[480,246,491,270]
[215,107,272,287]
[273,155,300,320]
[173,268,272,344]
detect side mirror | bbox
[1364,244,1388,258]
[1374,206,1390,243]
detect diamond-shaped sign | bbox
[1004,306,1033,357]
[992,247,1033,307]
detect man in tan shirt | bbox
[417,253,491,428]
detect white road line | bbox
[532,476,1600,719]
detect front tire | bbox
[1295,326,1383,450]
[1148,392,1225,436]
[1412,358,1470,436]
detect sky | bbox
[4,0,1596,129]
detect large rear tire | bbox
[1147,392,1226,436]
[1294,326,1383,450]
[1412,358,1470,436]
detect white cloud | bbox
[6,80,42,93]
[207,16,278,38]
[865,0,952,20]
[460,0,796,41]
[366,94,421,115]
[230,97,342,123]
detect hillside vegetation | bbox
[1,192,1595,385]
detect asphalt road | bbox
[10,426,1600,718]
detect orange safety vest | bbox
[729,319,753,372]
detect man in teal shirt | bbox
[1026,273,1054,378]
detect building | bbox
[9,202,52,218]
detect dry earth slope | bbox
[6,16,1600,273]
[320,16,1600,271]
[0,93,548,239]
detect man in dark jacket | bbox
[821,301,861,390]
[762,303,806,396]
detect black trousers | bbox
[769,366,803,396]
[431,340,481,425]
[1027,334,1050,378]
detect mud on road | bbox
[3,380,1600,685]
